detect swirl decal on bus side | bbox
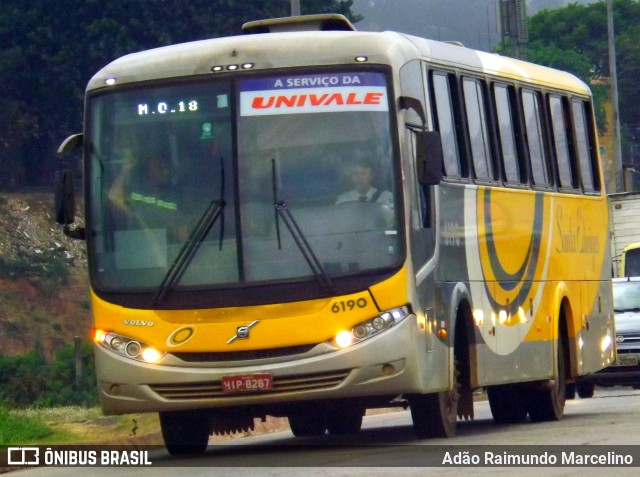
[480,188,544,311]
[466,187,554,355]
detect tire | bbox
[565,382,576,400]
[409,309,469,439]
[288,412,326,437]
[526,336,566,422]
[409,389,458,438]
[577,381,595,399]
[160,410,210,456]
[326,406,364,435]
[487,385,528,424]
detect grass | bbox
[0,405,57,445]
[0,405,162,445]
[0,405,417,447]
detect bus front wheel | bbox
[409,389,457,438]
[159,410,210,455]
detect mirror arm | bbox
[399,96,427,128]
[58,133,84,157]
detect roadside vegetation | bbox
[0,341,96,409]
[0,405,162,445]
[0,342,163,446]
[496,0,640,161]
[0,405,56,445]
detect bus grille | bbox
[149,370,350,400]
[170,344,317,363]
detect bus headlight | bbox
[335,330,353,348]
[141,347,163,363]
[333,306,410,349]
[94,329,165,364]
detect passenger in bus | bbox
[108,154,186,240]
[335,159,393,208]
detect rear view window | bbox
[494,84,522,184]
[572,99,599,193]
[463,78,494,181]
[549,95,576,190]
[431,72,462,178]
[522,90,551,187]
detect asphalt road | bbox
[8,387,640,476]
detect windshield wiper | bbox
[271,159,333,290]
[154,158,226,305]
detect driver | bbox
[336,159,393,208]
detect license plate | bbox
[615,354,638,367]
[221,374,273,393]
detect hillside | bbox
[0,192,91,358]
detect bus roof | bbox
[88,19,589,95]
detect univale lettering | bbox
[251,91,383,109]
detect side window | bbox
[493,83,523,184]
[548,95,577,190]
[521,89,551,187]
[430,71,463,178]
[572,99,600,193]
[406,130,431,228]
[462,77,494,182]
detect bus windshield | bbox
[87,71,402,294]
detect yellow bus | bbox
[56,14,614,454]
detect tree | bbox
[616,24,640,128]
[0,1,360,188]
[523,40,608,131]
[497,0,640,153]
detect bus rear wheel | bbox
[325,405,364,435]
[487,385,528,424]
[287,411,326,437]
[159,410,210,456]
[577,381,595,399]
[409,389,457,438]
[526,335,566,422]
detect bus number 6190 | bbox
[331,298,368,313]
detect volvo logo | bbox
[617,335,625,343]
[124,319,154,327]
[227,320,260,344]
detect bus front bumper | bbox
[95,314,447,414]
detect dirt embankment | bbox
[0,192,91,358]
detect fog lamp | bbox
[353,325,368,340]
[109,336,124,351]
[125,341,141,358]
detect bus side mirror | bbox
[416,131,443,186]
[55,169,76,225]
[55,133,86,240]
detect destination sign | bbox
[240,72,389,116]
